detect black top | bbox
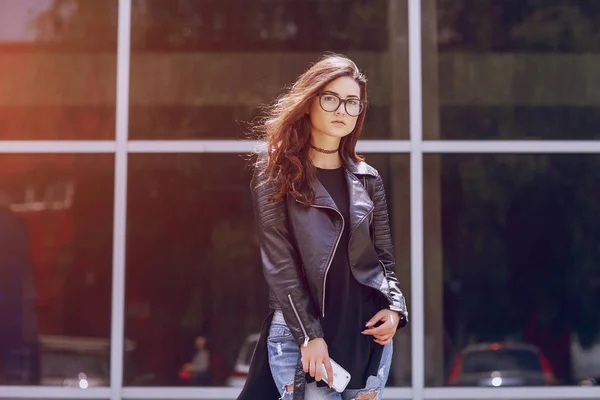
[309,167,386,389]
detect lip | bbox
[331,120,346,125]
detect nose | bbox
[334,103,346,116]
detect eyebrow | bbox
[322,90,360,99]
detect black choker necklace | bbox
[310,143,339,154]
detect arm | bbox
[250,166,324,346]
[372,174,408,327]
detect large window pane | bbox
[129,0,409,140]
[423,0,600,140]
[124,153,411,387]
[0,0,117,140]
[424,154,600,387]
[0,154,113,386]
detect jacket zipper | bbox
[287,293,310,347]
[296,199,344,318]
[378,260,394,303]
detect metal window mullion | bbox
[111,1,131,400]
[0,387,110,398]
[6,140,600,154]
[422,140,600,153]
[409,0,425,400]
[424,386,600,399]
[0,141,116,153]
[120,387,415,399]
[125,140,411,153]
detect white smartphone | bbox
[321,358,351,393]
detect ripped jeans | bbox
[267,310,393,400]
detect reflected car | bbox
[225,333,260,387]
[579,376,599,386]
[42,351,108,387]
[39,335,138,387]
[447,342,555,387]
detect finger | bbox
[310,359,317,378]
[315,358,323,382]
[375,333,393,342]
[302,356,309,373]
[365,310,387,328]
[374,328,395,339]
[324,358,334,388]
[362,325,387,336]
[370,318,397,334]
[374,338,391,345]
[373,333,390,340]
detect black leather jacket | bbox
[250,154,408,398]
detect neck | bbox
[310,145,342,169]
[311,151,342,169]
[310,134,342,169]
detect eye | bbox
[323,95,337,103]
[347,99,360,107]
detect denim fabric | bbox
[267,310,298,398]
[267,310,393,400]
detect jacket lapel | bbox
[345,170,374,233]
[310,163,375,231]
[312,175,339,211]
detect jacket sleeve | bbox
[250,166,324,346]
[372,173,409,327]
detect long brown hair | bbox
[253,53,368,204]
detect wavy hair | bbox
[252,53,368,204]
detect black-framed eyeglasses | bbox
[317,92,366,117]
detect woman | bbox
[239,54,408,400]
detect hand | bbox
[361,309,400,345]
[300,338,333,387]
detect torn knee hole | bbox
[278,384,294,400]
[355,389,377,400]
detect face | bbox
[308,76,362,141]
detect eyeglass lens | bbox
[319,94,363,116]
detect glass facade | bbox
[0,0,118,140]
[425,0,600,140]
[0,154,114,386]
[1,1,599,399]
[128,0,408,140]
[424,154,600,387]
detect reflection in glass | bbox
[0,0,117,140]
[124,153,410,387]
[0,154,114,386]
[125,154,265,387]
[129,0,408,140]
[424,154,600,387]
[424,0,600,139]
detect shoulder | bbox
[249,149,279,200]
[346,157,380,179]
[360,161,380,178]
[250,148,269,182]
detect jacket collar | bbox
[295,156,377,210]
[344,156,378,177]
[310,160,375,226]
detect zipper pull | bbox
[303,337,309,347]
